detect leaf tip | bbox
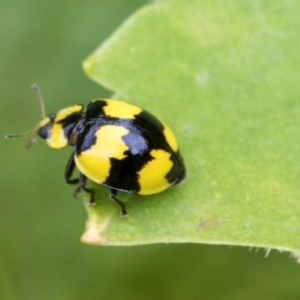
[81,213,111,245]
[82,58,93,75]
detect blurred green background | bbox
[1,0,300,299]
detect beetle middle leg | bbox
[110,189,128,217]
[79,173,95,205]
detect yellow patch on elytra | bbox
[103,100,142,119]
[138,149,172,195]
[75,125,129,184]
[163,124,178,152]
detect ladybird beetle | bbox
[6,85,186,217]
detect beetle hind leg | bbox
[110,189,128,218]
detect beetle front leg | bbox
[65,152,79,185]
[65,153,83,198]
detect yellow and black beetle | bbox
[6,85,186,217]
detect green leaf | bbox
[82,0,300,257]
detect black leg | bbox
[110,189,128,217]
[72,185,82,198]
[65,153,79,185]
[79,173,95,205]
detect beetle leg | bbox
[72,185,82,198]
[110,189,128,218]
[71,174,94,201]
[78,173,95,205]
[65,152,79,185]
[65,153,82,198]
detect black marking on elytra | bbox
[85,100,108,119]
[121,126,148,155]
[133,110,169,150]
[75,122,99,153]
[104,151,154,193]
[165,150,185,185]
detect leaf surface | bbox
[82,0,300,258]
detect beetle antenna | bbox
[5,131,34,139]
[4,130,37,148]
[31,83,46,119]
[4,84,46,148]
